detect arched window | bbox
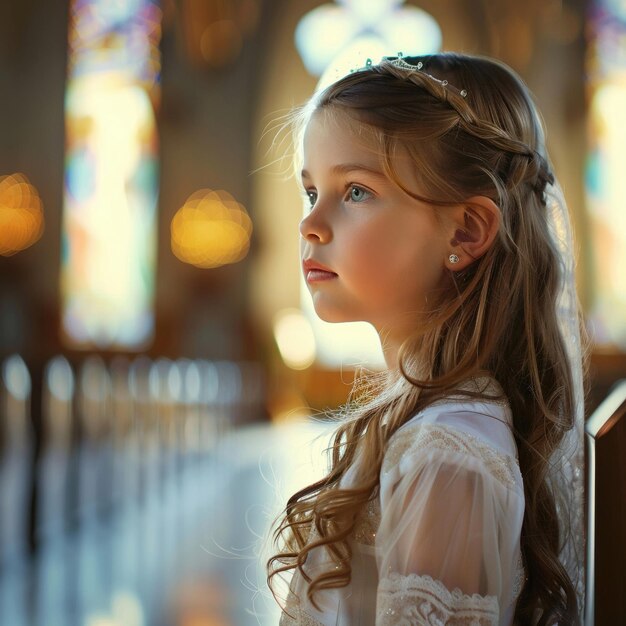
[586,0,626,349]
[61,0,162,350]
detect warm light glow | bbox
[171,189,252,269]
[273,308,316,370]
[61,0,161,350]
[0,173,44,256]
[586,1,626,348]
[295,0,441,84]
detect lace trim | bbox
[353,496,381,546]
[382,423,519,490]
[279,592,325,626]
[353,500,524,603]
[511,552,526,601]
[377,572,499,625]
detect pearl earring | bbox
[449,254,460,264]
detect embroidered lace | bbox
[377,572,500,626]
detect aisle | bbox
[0,416,334,626]
[165,417,334,626]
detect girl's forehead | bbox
[301,107,426,196]
[302,108,383,158]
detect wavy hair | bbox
[267,53,586,625]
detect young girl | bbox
[267,52,586,626]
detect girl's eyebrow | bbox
[301,163,387,180]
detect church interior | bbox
[0,0,625,624]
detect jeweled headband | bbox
[381,54,468,99]
[351,54,474,124]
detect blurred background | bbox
[0,0,625,624]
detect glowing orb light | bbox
[273,308,316,370]
[171,189,253,269]
[295,0,441,84]
[0,173,44,256]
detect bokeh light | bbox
[295,0,441,87]
[171,189,252,269]
[273,308,316,370]
[0,173,44,256]
[2,354,31,400]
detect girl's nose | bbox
[299,210,332,243]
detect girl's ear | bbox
[446,196,500,270]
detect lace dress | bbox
[279,380,525,625]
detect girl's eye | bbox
[347,185,372,203]
[307,190,317,206]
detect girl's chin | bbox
[312,306,363,325]
[316,314,353,324]
[310,295,369,324]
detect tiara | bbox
[362,54,468,99]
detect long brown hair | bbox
[268,53,585,625]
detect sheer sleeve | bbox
[375,419,525,626]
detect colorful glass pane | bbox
[61,0,161,349]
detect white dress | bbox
[279,379,525,625]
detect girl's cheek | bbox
[349,221,383,249]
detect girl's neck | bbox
[382,340,400,371]
[380,330,413,373]
[377,312,428,372]
[378,328,429,380]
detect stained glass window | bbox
[61,0,162,350]
[586,0,626,349]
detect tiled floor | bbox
[0,418,335,626]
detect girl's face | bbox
[299,109,451,340]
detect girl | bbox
[267,53,585,625]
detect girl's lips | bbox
[302,258,337,282]
[306,269,337,283]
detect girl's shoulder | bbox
[382,377,520,487]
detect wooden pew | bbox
[586,379,626,625]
